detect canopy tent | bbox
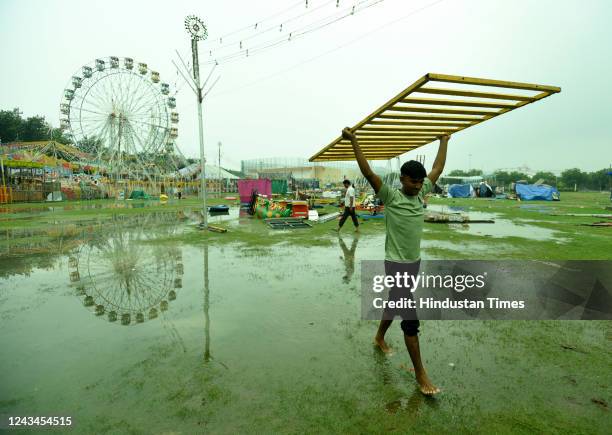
[309,73,560,161]
[237,179,272,203]
[448,184,474,198]
[479,182,494,197]
[129,190,151,200]
[515,184,560,201]
[271,179,288,194]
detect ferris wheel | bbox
[68,212,184,325]
[60,56,179,177]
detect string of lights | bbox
[207,0,445,98]
[202,0,385,66]
[198,0,350,50]
[204,0,338,57]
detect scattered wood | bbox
[197,223,227,233]
[555,213,612,218]
[591,398,608,409]
[560,344,588,354]
[425,213,494,224]
[317,211,341,223]
[580,221,612,227]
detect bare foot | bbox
[401,364,440,395]
[415,369,441,396]
[374,336,393,355]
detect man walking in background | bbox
[337,179,359,232]
[341,127,449,396]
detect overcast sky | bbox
[1,0,610,173]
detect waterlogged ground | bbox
[0,193,610,433]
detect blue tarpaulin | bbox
[516,184,560,201]
[448,184,473,198]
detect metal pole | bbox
[218,141,221,198]
[203,243,210,362]
[192,38,208,228]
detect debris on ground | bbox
[266,218,312,229]
[425,213,494,224]
[317,211,340,223]
[591,398,608,409]
[560,344,589,354]
[554,213,612,218]
[580,221,612,227]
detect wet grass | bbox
[0,191,610,433]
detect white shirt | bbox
[344,186,355,207]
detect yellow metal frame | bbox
[309,73,560,161]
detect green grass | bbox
[2,192,611,258]
[1,192,610,434]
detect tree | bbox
[0,108,23,142]
[76,136,103,155]
[530,171,557,186]
[50,127,72,145]
[560,168,587,191]
[588,168,610,191]
[21,115,49,141]
[447,169,483,177]
[493,170,530,188]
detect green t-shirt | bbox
[377,178,433,262]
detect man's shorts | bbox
[382,259,420,336]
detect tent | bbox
[237,179,272,203]
[448,184,474,198]
[129,190,150,200]
[515,184,560,201]
[479,182,493,198]
[271,179,288,195]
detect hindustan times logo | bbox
[372,271,488,293]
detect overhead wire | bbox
[208,0,445,98]
[171,1,376,95]
[205,0,338,56]
[203,0,384,65]
[199,0,307,47]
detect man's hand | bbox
[344,125,382,193]
[428,135,450,185]
[342,127,356,142]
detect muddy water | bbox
[0,211,608,433]
[426,204,566,241]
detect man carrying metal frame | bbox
[341,127,449,396]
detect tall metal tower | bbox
[184,15,209,228]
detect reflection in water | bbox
[66,212,184,325]
[338,235,359,283]
[373,348,439,416]
[203,243,211,362]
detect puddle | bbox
[0,207,606,432]
[426,205,565,241]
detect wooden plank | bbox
[400,97,517,109]
[340,137,434,141]
[340,138,434,142]
[376,114,483,121]
[416,87,534,101]
[334,145,421,149]
[360,126,460,132]
[387,106,497,116]
[367,120,472,127]
[309,74,430,161]
[310,73,560,162]
[356,132,447,137]
[427,73,561,93]
[337,146,428,150]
